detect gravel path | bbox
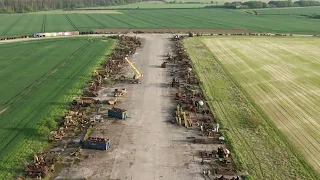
[56,34,210,180]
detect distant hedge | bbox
[0,0,152,13]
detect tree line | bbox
[205,0,320,9]
[0,0,153,13]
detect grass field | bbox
[1,8,320,37]
[254,6,320,15]
[184,37,320,179]
[29,10,122,14]
[79,2,209,9]
[0,37,114,179]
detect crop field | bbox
[184,37,320,179]
[0,37,114,178]
[254,6,320,15]
[29,10,122,14]
[1,8,320,37]
[79,2,209,9]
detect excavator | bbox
[124,57,143,84]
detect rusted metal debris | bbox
[170,35,239,178]
[24,36,142,179]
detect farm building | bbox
[33,31,79,38]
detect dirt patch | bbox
[94,28,255,34]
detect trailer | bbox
[108,107,128,119]
[82,137,111,151]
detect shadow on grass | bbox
[2,127,47,142]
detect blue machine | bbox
[108,108,128,119]
[82,137,111,151]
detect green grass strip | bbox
[0,37,116,179]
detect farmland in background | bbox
[29,10,122,14]
[1,8,320,37]
[78,2,209,9]
[78,0,275,8]
[254,6,320,15]
[184,37,320,179]
[0,37,114,179]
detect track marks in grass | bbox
[1,15,24,35]
[85,14,105,28]
[0,38,114,179]
[107,14,136,28]
[184,37,319,179]
[131,10,191,28]
[0,41,91,148]
[202,37,320,175]
[0,40,49,108]
[0,41,92,167]
[215,101,264,178]
[41,15,46,32]
[65,14,78,31]
[221,39,320,145]
[209,39,320,154]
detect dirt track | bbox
[55,34,213,180]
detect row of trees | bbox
[206,0,320,9]
[0,0,152,13]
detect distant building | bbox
[33,31,79,38]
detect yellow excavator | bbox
[124,57,143,84]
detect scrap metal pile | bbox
[84,35,142,97]
[23,36,141,179]
[170,35,239,179]
[24,152,60,178]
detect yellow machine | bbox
[175,105,192,128]
[124,57,143,84]
[114,92,123,97]
[107,97,117,105]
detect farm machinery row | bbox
[168,35,240,179]
[84,35,142,97]
[22,35,141,179]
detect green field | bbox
[254,6,320,15]
[184,37,320,179]
[1,8,320,37]
[0,37,114,179]
[79,2,209,9]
